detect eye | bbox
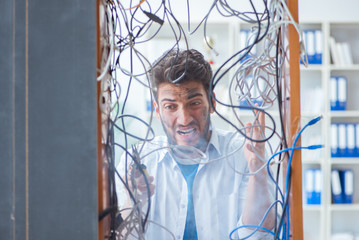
[164,104,177,110]
[190,101,201,106]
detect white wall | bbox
[299,0,359,22]
[168,0,359,23]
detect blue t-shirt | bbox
[177,163,199,240]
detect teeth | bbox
[178,128,195,135]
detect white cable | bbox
[97,5,115,82]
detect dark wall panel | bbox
[27,1,98,239]
[0,1,98,239]
[0,0,15,238]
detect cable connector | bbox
[131,145,149,177]
[307,144,324,150]
[308,116,322,126]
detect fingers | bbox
[244,106,266,166]
[246,119,264,141]
[253,105,265,132]
[136,175,154,191]
[247,109,265,142]
[133,173,156,198]
[258,110,265,132]
[245,122,252,138]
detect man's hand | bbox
[242,108,275,231]
[130,167,156,203]
[129,146,156,203]
[243,108,265,172]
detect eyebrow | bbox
[160,87,204,103]
[187,92,203,99]
[161,98,176,103]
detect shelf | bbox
[331,158,359,164]
[303,204,323,211]
[300,65,323,71]
[330,65,359,71]
[330,111,359,118]
[330,204,359,211]
[302,159,322,165]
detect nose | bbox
[176,106,194,126]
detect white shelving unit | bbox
[301,21,359,240]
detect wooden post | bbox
[287,0,303,239]
[97,1,110,239]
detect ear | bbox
[210,92,216,114]
[153,100,161,121]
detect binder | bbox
[331,169,344,204]
[347,123,355,157]
[306,30,315,64]
[314,169,322,204]
[337,43,347,67]
[332,122,359,158]
[341,169,354,204]
[330,76,347,111]
[330,76,337,111]
[300,30,307,65]
[300,29,322,64]
[239,30,248,52]
[331,123,339,157]
[329,36,341,65]
[239,30,256,62]
[314,30,323,64]
[332,169,355,204]
[338,123,346,157]
[239,76,263,109]
[304,168,315,204]
[304,168,322,205]
[337,76,347,111]
[341,42,354,65]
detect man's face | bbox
[154,81,215,152]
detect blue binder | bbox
[306,30,315,64]
[330,76,337,111]
[239,30,256,63]
[314,30,323,64]
[330,76,347,111]
[337,76,347,111]
[338,123,347,157]
[301,30,322,65]
[304,168,315,204]
[304,168,321,205]
[331,169,344,204]
[238,76,263,109]
[347,123,355,157]
[331,123,339,157]
[341,169,354,204]
[313,169,322,204]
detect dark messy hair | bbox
[149,49,213,101]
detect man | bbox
[118,49,275,240]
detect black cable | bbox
[273,15,294,240]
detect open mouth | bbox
[177,128,196,135]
